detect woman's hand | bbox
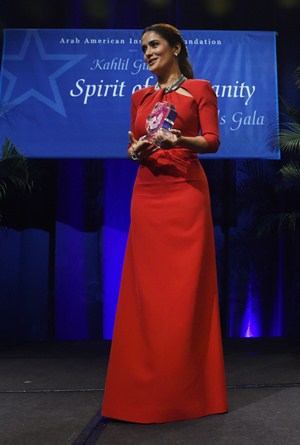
[153,128,182,149]
[128,131,157,161]
[154,129,216,154]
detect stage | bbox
[0,338,299,444]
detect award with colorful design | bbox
[139,101,177,146]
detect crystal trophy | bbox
[139,101,177,147]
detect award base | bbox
[140,128,176,147]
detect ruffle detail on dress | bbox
[142,148,198,177]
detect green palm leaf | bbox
[258,211,300,236]
[0,138,31,200]
[279,161,300,181]
[279,123,300,153]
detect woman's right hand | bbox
[128,131,157,161]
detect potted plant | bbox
[0,137,32,225]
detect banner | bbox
[0,29,279,158]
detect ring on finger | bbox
[131,150,140,161]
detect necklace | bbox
[154,73,187,93]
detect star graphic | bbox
[1,30,87,117]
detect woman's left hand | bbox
[154,128,182,149]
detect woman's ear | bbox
[174,43,181,57]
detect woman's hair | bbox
[142,23,194,79]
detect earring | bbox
[174,53,178,57]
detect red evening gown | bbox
[101,79,228,423]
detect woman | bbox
[102,23,228,424]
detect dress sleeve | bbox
[198,81,220,152]
[128,91,139,150]
[130,93,138,134]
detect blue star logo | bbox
[1,30,86,117]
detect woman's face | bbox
[141,31,179,76]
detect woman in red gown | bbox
[101,23,228,423]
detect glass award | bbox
[139,102,177,146]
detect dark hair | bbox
[142,23,194,79]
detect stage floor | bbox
[0,338,299,445]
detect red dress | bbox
[102,79,228,423]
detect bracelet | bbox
[130,149,140,161]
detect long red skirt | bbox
[102,154,228,423]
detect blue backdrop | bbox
[0,29,279,159]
